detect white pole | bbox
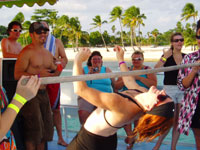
[21,63,200,85]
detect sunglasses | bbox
[157,94,170,101]
[132,57,143,61]
[196,35,200,39]
[173,38,184,42]
[35,30,48,35]
[11,29,22,33]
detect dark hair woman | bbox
[77,51,115,125]
[153,32,185,150]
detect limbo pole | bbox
[21,63,200,85]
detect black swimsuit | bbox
[104,89,143,129]
[68,89,143,150]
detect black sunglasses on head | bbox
[35,30,48,35]
[173,38,184,42]
[11,29,22,33]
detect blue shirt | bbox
[84,66,113,93]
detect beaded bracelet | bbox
[13,93,27,105]
[119,61,126,66]
[160,57,167,63]
[8,104,20,114]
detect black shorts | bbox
[191,93,200,129]
[20,90,54,144]
[68,127,117,150]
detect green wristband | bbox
[14,93,27,105]
[8,104,19,114]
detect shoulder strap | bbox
[103,110,121,129]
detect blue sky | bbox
[0,0,199,36]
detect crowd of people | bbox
[0,19,200,150]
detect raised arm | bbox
[154,48,172,68]
[114,46,147,92]
[0,75,40,139]
[73,48,124,110]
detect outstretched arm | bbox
[73,48,124,111]
[0,75,40,139]
[114,46,147,92]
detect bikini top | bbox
[103,89,143,129]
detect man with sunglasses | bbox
[14,21,62,150]
[41,21,68,147]
[1,21,22,58]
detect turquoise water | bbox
[61,61,195,145]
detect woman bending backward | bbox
[67,46,174,150]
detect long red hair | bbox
[129,114,173,142]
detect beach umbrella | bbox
[0,0,58,8]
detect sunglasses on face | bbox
[173,38,184,42]
[157,94,170,101]
[11,29,22,33]
[92,58,101,61]
[35,30,47,35]
[196,35,200,40]
[132,57,143,61]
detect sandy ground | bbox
[64,46,193,62]
[0,46,193,61]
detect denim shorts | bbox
[163,85,184,104]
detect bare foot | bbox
[126,143,134,149]
[125,136,135,149]
[57,140,68,147]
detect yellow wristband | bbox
[14,93,27,105]
[161,57,167,62]
[8,104,19,114]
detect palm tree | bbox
[69,17,82,52]
[91,15,109,51]
[181,3,198,30]
[54,15,70,40]
[136,13,146,50]
[123,6,140,51]
[12,12,25,23]
[31,9,59,34]
[110,6,126,50]
[151,29,159,47]
[111,25,116,34]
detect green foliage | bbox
[181,3,198,22]
[12,12,25,23]
[89,31,103,46]
[0,3,198,49]
[110,6,123,22]
[0,25,7,41]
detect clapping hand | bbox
[75,48,91,63]
[114,45,124,62]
